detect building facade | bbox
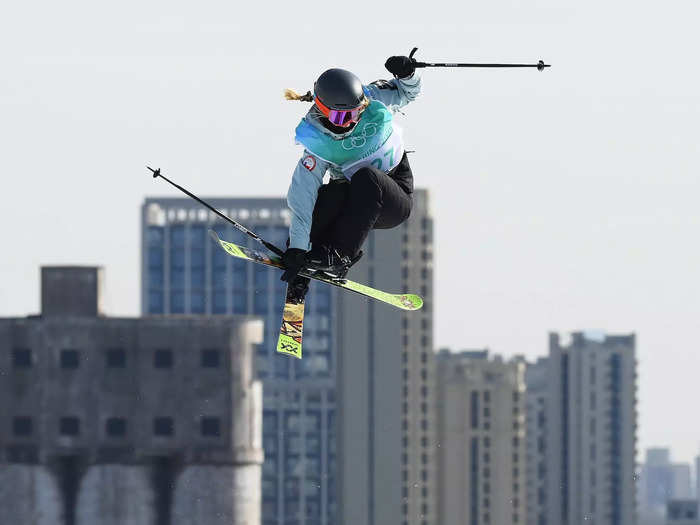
[0,266,264,525]
[525,357,549,525]
[142,197,337,525]
[546,332,638,525]
[640,448,694,525]
[336,190,435,525]
[435,349,528,525]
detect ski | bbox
[209,230,423,311]
[276,284,305,359]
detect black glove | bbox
[280,247,308,282]
[385,55,416,79]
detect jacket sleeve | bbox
[287,151,328,250]
[364,72,422,110]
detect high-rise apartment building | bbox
[435,349,527,525]
[0,266,263,524]
[546,332,637,525]
[142,197,337,525]
[142,190,434,525]
[336,190,435,525]
[525,357,549,525]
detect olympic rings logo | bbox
[341,123,378,150]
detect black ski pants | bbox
[309,152,414,257]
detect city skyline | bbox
[3,0,700,467]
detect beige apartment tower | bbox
[435,350,527,525]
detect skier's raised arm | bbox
[364,55,422,110]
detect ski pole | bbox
[408,47,550,71]
[147,167,285,257]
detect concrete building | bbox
[435,349,528,525]
[667,500,700,524]
[0,266,264,525]
[142,190,435,525]
[546,332,638,525]
[336,190,435,525]
[525,357,549,525]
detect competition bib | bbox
[295,100,405,179]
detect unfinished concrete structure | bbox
[0,266,264,525]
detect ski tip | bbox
[397,294,423,311]
[208,229,221,244]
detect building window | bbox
[471,391,479,428]
[60,350,80,369]
[201,417,221,437]
[106,348,126,368]
[13,348,33,368]
[60,417,80,436]
[421,437,428,447]
[13,417,33,436]
[106,418,127,437]
[154,417,174,436]
[201,349,220,368]
[154,349,173,368]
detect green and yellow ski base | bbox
[209,230,423,312]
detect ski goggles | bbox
[314,96,366,127]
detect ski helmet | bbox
[314,68,367,127]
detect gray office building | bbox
[546,332,638,525]
[0,266,264,525]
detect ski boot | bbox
[305,245,363,281]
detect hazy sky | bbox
[2,0,699,464]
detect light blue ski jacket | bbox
[287,72,422,250]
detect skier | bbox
[280,53,422,295]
